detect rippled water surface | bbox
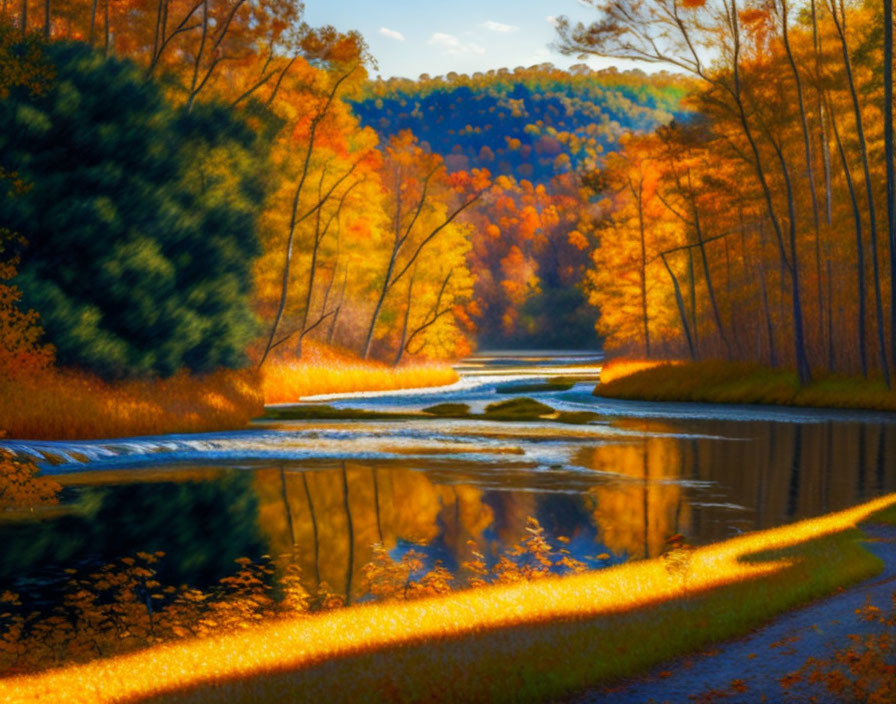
[4,351,896,603]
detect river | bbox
[3,351,896,606]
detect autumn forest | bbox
[2,0,896,402]
[6,0,896,701]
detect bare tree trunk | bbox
[42,0,48,38]
[327,269,348,345]
[757,221,778,367]
[687,248,698,350]
[103,0,109,54]
[20,0,26,36]
[827,91,868,377]
[363,175,480,359]
[402,270,454,361]
[886,0,896,374]
[690,188,729,356]
[89,0,99,44]
[728,4,811,383]
[779,0,825,355]
[661,252,696,359]
[633,176,651,357]
[830,0,890,385]
[394,269,416,366]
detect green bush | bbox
[0,42,272,377]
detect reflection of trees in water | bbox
[0,472,266,608]
[254,464,496,601]
[577,421,896,552]
[577,435,689,559]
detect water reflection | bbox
[2,418,895,606]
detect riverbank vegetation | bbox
[3,494,895,702]
[0,369,264,441]
[597,358,896,411]
[559,0,896,391]
[260,342,457,404]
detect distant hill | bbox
[351,64,691,185]
[349,65,691,351]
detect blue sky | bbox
[303,1,631,80]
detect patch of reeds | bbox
[0,368,264,440]
[260,342,458,404]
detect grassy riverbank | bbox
[260,342,458,404]
[596,358,896,411]
[0,342,459,440]
[5,495,895,703]
[0,369,265,440]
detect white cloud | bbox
[481,20,519,33]
[427,32,485,55]
[546,16,558,26]
[379,27,405,41]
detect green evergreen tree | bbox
[0,42,271,377]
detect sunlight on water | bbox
[2,351,896,615]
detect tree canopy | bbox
[0,42,272,377]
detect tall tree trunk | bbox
[327,269,348,345]
[661,252,696,359]
[103,0,109,53]
[20,0,26,36]
[886,0,896,374]
[394,270,416,366]
[687,248,698,350]
[757,221,778,367]
[88,0,99,44]
[689,184,729,356]
[780,0,825,354]
[830,0,890,385]
[633,177,651,357]
[727,3,811,382]
[363,171,404,359]
[42,0,48,38]
[827,91,868,377]
[766,129,812,383]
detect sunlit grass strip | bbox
[5,495,896,704]
[261,342,458,404]
[0,369,263,440]
[598,357,679,385]
[597,358,896,411]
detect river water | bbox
[3,351,896,604]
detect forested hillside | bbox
[351,67,690,347]
[352,67,688,182]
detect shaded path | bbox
[567,523,896,704]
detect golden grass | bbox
[5,494,895,704]
[596,358,896,411]
[598,357,680,385]
[261,342,458,404]
[0,368,264,440]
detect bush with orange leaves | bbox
[0,447,59,509]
